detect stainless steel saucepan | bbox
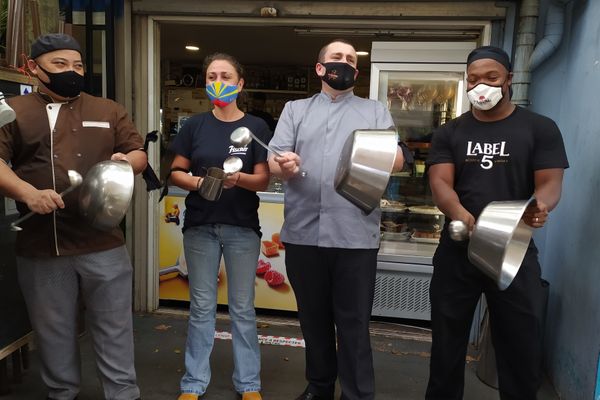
[78,160,135,231]
[334,129,398,214]
[449,197,536,290]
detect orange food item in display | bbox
[271,232,285,249]
[261,240,279,257]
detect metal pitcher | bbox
[199,167,227,201]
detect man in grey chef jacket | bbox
[268,39,405,400]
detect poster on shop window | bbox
[159,195,297,311]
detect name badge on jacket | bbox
[82,121,110,128]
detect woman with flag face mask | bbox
[169,53,270,400]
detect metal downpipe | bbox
[511,0,539,107]
[529,0,569,71]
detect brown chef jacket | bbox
[0,92,144,257]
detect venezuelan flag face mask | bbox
[205,81,240,107]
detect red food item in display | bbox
[256,259,272,276]
[264,270,285,287]
[271,232,285,249]
[261,240,279,257]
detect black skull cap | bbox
[31,33,82,59]
[467,46,512,72]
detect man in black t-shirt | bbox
[425,46,568,399]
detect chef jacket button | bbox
[72,128,77,132]
[53,154,58,159]
[77,153,82,157]
[69,107,73,110]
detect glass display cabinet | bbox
[368,42,474,320]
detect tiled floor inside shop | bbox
[1,312,559,400]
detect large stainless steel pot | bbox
[468,197,536,290]
[78,160,135,231]
[334,129,397,214]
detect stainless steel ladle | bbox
[448,220,469,241]
[230,127,282,156]
[10,170,83,232]
[223,156,243,175]
[230,127,307,177]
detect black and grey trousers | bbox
[17,245,140,400]
[426,241,547,400]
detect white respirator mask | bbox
[467,83,504,111]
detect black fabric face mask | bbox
[320,62,357,91]
[38,65,84,98]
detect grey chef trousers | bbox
[17,245,140,400]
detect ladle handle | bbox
[448,220,470,241]
[9,185,79,231]
[250,132,308,178]
[249,131,283,157]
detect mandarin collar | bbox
[36,91,80,104]
[319,90,354,103]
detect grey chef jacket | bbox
[269,90,394,249]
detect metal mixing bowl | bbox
[78,160,134,231]
[468,197,536,290]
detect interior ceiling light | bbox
[185,45,200,51]
[356,51,369,56]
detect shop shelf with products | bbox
[243,66,311,125]
[244,65,310,92]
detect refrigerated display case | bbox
[369,42,475,320]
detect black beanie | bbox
[467,46,512,72]
[30,33,82,59]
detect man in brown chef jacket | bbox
[0,34,147,400]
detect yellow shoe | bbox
[177,394,199,400]
[241,392,262,400]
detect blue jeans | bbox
[180,224,261,395]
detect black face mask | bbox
[37,65,84,98]
[320,62,357,91]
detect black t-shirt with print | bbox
[170,112,271,233]
[427,106,569,224]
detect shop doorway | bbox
[140,15,491,314]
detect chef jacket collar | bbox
[37,91,80,104]
[320,89,354,102]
